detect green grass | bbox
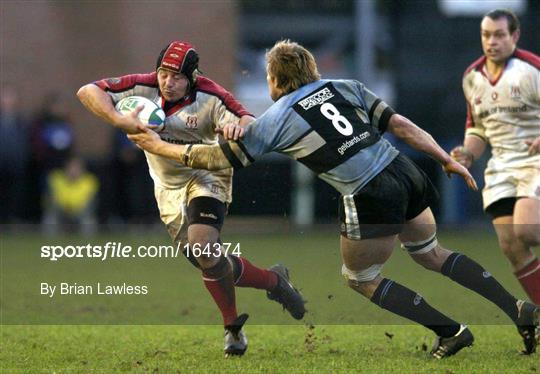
[1,230,538,372]
[2,325,538,373]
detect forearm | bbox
[463,135,487,161]
[76,84,129,131]
[186,144,233,170]
[148,141,233,171]
[388,114,451,165]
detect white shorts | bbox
[154,169,232,245]
[483,157,540,210]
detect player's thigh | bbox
[514,197,540,225]
[513,197,540,244]
[398,207,451,269]
[340,234,396,271]
[154,185,189,244]
[398,207,436,244]
[492,214,516,249]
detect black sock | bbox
[371,278,460,337]
[441,253,518,322]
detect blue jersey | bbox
[220,79,399,195]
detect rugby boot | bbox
[516,300,539,355]
[224,313,249,357]
[431,325,474,359]
[267,264,306,320]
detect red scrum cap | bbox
[156,41,199,86]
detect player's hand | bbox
[127,122,162,153]
[524,137,540,155]
[119,105,146,134]
[443,159,478,191]
[215,123,245,141]
[450,146,474,169]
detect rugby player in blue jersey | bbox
[128,40,539,357]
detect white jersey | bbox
[462,49,540,207]
[95,73,251,189]
[463,49,540,167]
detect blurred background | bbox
[1,0,539,231]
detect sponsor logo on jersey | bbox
[491,91,499,101]
[337,131,370,155]
[185,116,198,129]
[298,87,334,110]
[162,138,203,145]
[510,85,521,100]
[478,104,529,119]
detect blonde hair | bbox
[266,40,321,94]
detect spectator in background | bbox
[42,157,99,235]
[0,87,30,223]
[31,92,75,172]
[109,129,156,224]
[29,92,75,221]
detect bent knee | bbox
[342,264,383,298]
[187,241,221,269]
[402,235,450,272]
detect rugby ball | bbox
[115,96,165,132]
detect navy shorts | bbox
[339,153,439,239]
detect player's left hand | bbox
[442,159,478,191]
[524,137,540,155]
[127,123,162,153]
[215,123,245,141]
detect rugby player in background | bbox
[129,39,539,357]
[451,9,540,305]
[77,41,305,357]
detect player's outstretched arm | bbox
[387,114,478,191]
[76,84,143,134]
[217,116,255,141]
[128,124,233,171]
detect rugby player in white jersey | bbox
[77,41,305,357]
[451,9,540,306]
[128,40,539,357]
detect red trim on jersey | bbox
[463,55,486,77]
[463,54,505,86]
[464,49,539,88]
[160,91,196,116]
[513,48,540,70]
[94,72,158,92]
[483,64,505,86]
[465,101,475,129]
[196,76,252,118]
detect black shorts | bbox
[485,197,516,219]
[187,196,227,230]
[339,153,439,240]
